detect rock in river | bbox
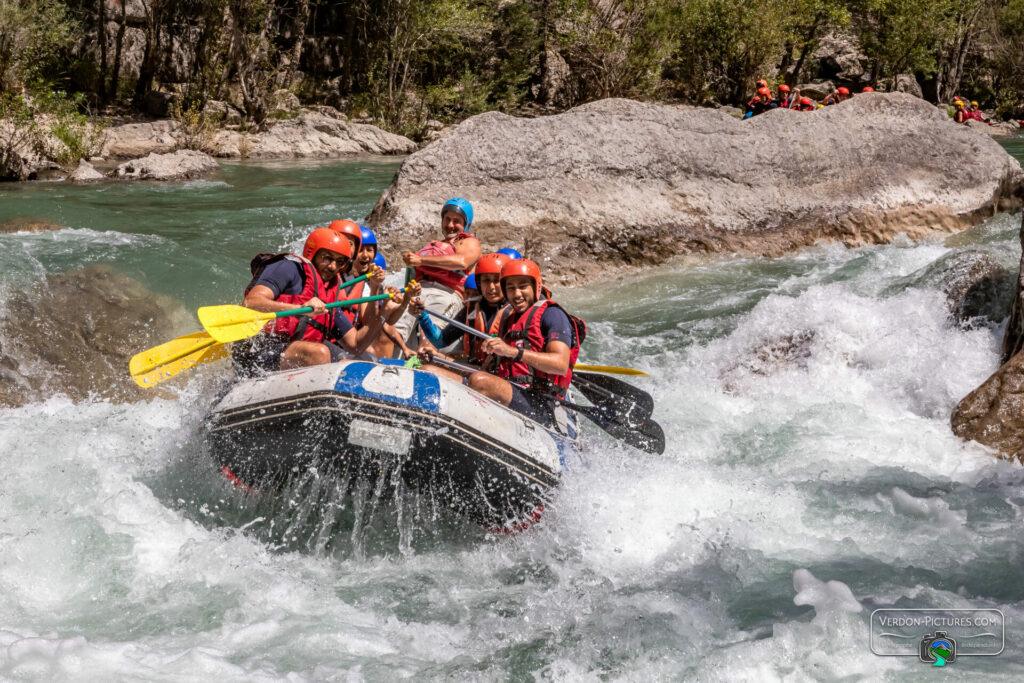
[115,150,218,181]
[368,94,1023,285]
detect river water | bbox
[1,144,1024,679]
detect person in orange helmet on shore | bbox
[861,86,875,93]
[231,227,387,375]
[776,84,793,108]
[467,259,586,426]
[745,86,776,118]
[823,86,851,105]
[794,96,816,111]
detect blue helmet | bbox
[359,225,378,248]
[441,197,474,230]
[373,252,387,270]
[465,274,478,291]
[497,247,522,260]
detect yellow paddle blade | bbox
[198,304,276,343]
[131,340,228,388]
[575,363,650,377]
[129,332,228,388]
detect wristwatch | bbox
[514,347,525,362]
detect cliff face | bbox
[368,94,1023,284]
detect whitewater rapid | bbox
[3,172,1024,677]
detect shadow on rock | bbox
[0,265,194,406]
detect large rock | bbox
[0,265,193,407]
[68,158,105,182]
[115,149,218,180]
[98,111,415,161]
[966,119,1020,138]
[100,120,179,158]
[811,31,870,83]
[892,249,1015,326]
[951,352,1024,462]
[239,111,417,158]
[953,213,1024,459]
[368,94,1024,284]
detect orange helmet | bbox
[303,227,353,262]
[800,97,813,106]
[328,219,362,252]
[837,86,850,96]
[756,79,768,89]
[861,86,874,93]
[500,258,542,298]
[757,86,771,97]
[475,252,511,277]
[778,84,791,93]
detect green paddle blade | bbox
[129,331,228,388]
[198,305,276,343]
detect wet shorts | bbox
[231,335,345,377]
[508,385,556,426]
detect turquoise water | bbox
[0,144,1023,678]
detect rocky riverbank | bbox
[369,93,1024,285]
[3,106,416,182]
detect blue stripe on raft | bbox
[334,362,441,413]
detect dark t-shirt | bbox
[538,305,575,349]
[248,259,352,339]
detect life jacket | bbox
[496,300,586,398]
[461,301,510,364]
[414,232,474,294]
[777,97,791,109]
[339,277,367,327]
[246,253,340,342]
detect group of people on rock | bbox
[952,97,989,125]
[744,79,875,118]
[231,198,584,427]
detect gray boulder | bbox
[236,111,417,158]
[368,94,1023,285]
[811,31,870,82]
[115,149,218,180]
[966,119,1020,138]
[68,159,106,183]
[100,120,178,158]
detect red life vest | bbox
[496,300,584,398]
[340,279,367,327]
[414,232,474,294]
[246,254,340,342]
[461,302,510,364]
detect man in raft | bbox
[231,227,390,375]
[394,197,481,346]
[467,258,585,426]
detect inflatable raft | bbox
[206,359,578,530]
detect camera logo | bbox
[920,631,957,667]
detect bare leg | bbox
[419,363,468,383]
[468,371,513,406]
[279,340,332,369]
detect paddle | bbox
[198,293,391,344]
[423,355,665,455]
[129,331,229,388]
[130,273,379,387]
[423,306,655,418]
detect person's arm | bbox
[481,337,570,375]
[403,237,481,271]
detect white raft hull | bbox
[206,359,577,529]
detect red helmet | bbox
[837,86,850,96]
[778,84,791,93]
[757,87,771,97]
[328,219,362,252]
[303,227,353,262]
[861,86,874,93]
[756,79,768,89]
[800,97,813,106]
[475,252,511,277]
[500,258,543,298]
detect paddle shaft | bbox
[274,292,390,318]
